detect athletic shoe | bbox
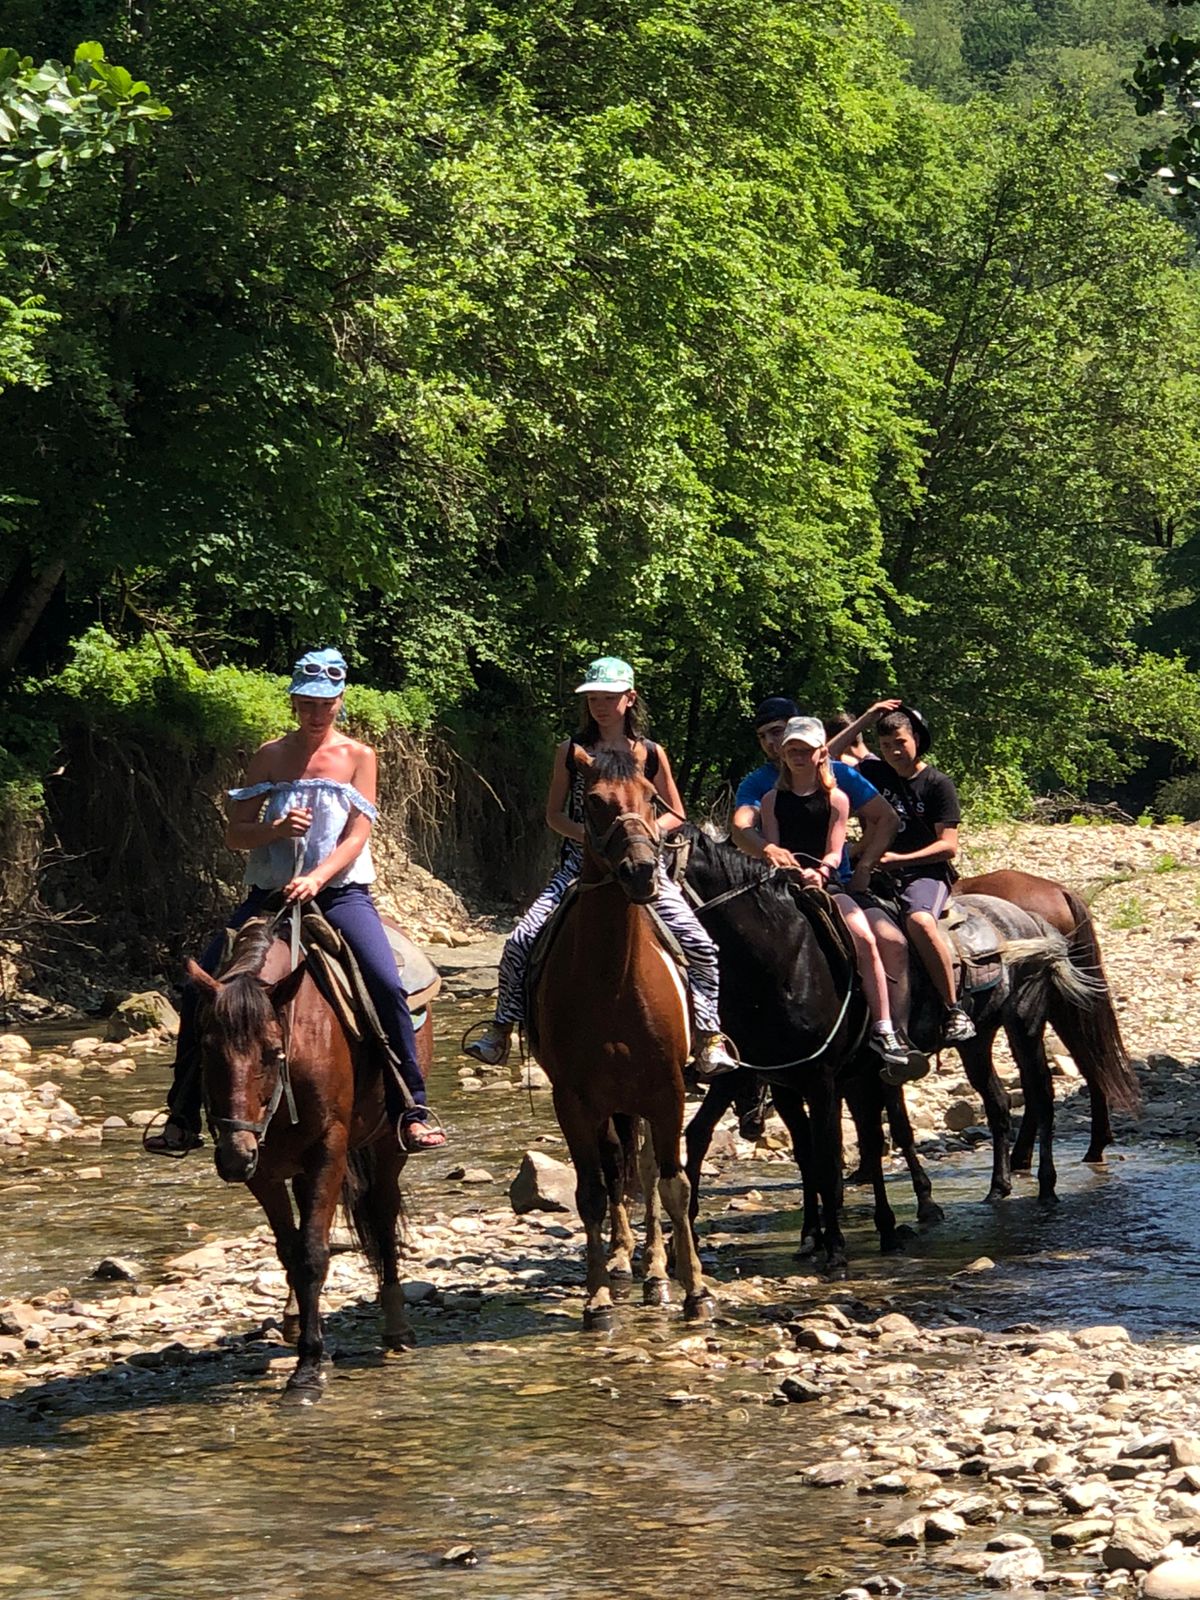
[693,1032,740,1079]
[872,1028,931,1085]
[941,1005,977,1045]
[463,1021,512,1066]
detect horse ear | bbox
[268,960,308,1012]
[573,747,594,771]
[186,959,221,996]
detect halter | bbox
[204,1037,299,1142]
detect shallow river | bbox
[2,1005,1199,1600]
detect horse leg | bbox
[637,1121,670,1306]
[1011,1106,1036,1174]
[883,1083,944,1227]
[958,1031,1013,1202]
[1083,1082,1113,1165]
[808,1077,848,1277]
[846,1073,900,1253]
[772,1084,823,1259]
[1006,1017,1057,1203]
[649,1109,713,1322]
[683,1074,739,1242]
[352,1142,414,1350]
[600,1116,636,1286]
[555,1091,614,1331]
[287,1138,347,1392]
[248,1174,301,1342]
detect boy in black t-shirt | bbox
[829,701,975,1047]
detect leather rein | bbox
[203,897,302,1144]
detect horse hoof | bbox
[609,1271,633,1303]
[918,1203,945,1227]
[1082,1151,1107,1166]
[794,1235,818,1261]
[582,1305,614,1333]
[382,1326,417,1351]
[683,1293,715,1323]
[643,1277,671,1308]
[283,1368,326,1402]
[1038,1190,1060,1206]
[984,1187,1011,1204]
[823,1261,849,1282]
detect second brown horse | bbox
[534,748,714,1331]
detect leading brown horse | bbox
[955,869,1140,1163]
[187,915,423,1392]
[534,748,714,1331]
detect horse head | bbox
[185,942,306,1184]
[575,746,660,903]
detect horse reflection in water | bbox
[188,915,422,1392]
[534,747,714,1330]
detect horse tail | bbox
[1049,890,1141,1115]
[341,1144,408,1285]
[1000,930,1101,1008]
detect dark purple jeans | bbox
[169,883,427,1130]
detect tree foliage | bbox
[1,0,1199,857]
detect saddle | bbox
[942,898,1003,998]
[298,907,442,1046]
[522,881,689,1058]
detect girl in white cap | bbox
[463,656,738,1078]
[761,717,927,1084]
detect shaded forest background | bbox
[3,0,1200,967]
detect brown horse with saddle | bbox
[186,907,438,1392]
[531,747,715,1330]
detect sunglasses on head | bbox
[297,662,346,682]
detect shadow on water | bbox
[2,1003,1199,1598]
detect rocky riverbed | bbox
[1,821,1198,1598]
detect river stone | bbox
[984,1546,1045,1587]
[509,1151,575,1215]
[803,1461,865,1487]
[1103,1513,1171,1571]
[1074,1325,1131,1349]
[0,1035,31,1058]
[1053,1519,1112,1548]
[1144,1556,1200,1599]
[67,1037,102,1059]
[884,1516,925,1546]
[107,992,179,1040]
[0,1335,25,1362]
[92,1257,140,1283]
[519,1064,551,1090]
[1122,1434,1173,1460]
[944,1100,979,1132]
[1171,1440,1200,1469]
[1062,1481,1113,1514]
[165,1243,227,1273]
[795,1326,844,1353]
[925,1512,967,1543]
[986,1534,1035,1553]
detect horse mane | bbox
[589,747,642,784]
[211,916,277,1047]
[678,822,806,928]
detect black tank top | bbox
[773,786,831,866]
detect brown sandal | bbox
[142,1114,203,1158]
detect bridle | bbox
[204,1034,299,1143]
[581,803,661,886]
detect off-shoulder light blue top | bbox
[228,778,377,890]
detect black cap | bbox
[752,696,801,729]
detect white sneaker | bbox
[462,1021,512,1067]
[693,1032,740,1080]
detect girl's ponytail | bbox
[816,747,835,793]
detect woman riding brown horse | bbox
[187,911,425,1392]
[533,747,714,1330]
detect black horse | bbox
[679,825,941,1273]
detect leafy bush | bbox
[1155,772,1200,824]
[49,627,427,753]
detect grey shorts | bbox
[898,877,951,920]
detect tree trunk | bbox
[0,553,67,673]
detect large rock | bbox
[0,1034,32,1059]
[1103,1514,1171,1572]
[106,992,179,1041]
[509,1151,576,1215]
[1144,1557,1200,1600]
[1171,1438,1200,1469]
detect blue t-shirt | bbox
[733,760,880,883]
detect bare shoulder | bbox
[245,736,288,781]
[831,786,851,817]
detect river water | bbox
[2,1005,1199,1600]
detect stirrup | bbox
[141,1108,203,1158]
[459,1019,511,1067]
[399,1109,447,1152]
